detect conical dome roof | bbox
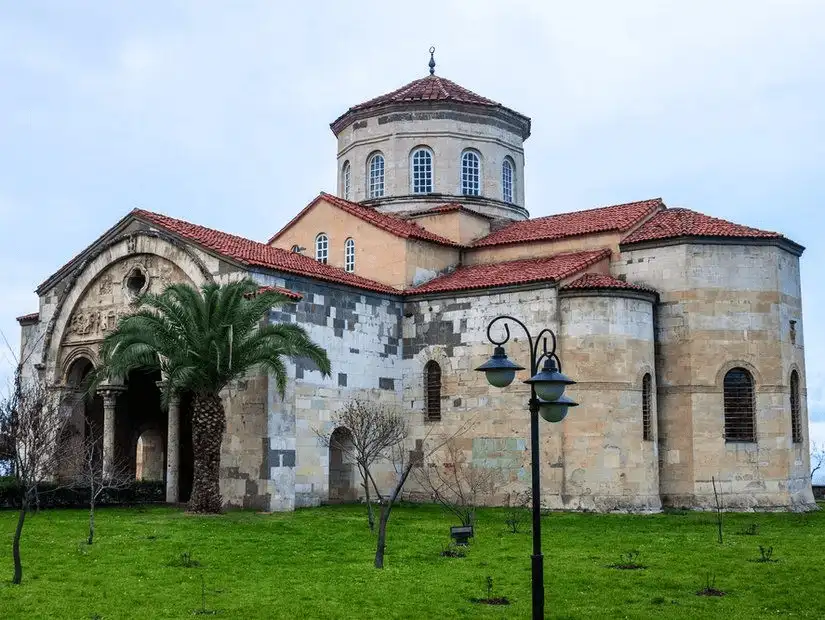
[331,74,529,136]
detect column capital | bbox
[156,381,181,406]
[98,385,126,400]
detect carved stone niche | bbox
[123,263,150,303]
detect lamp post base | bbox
[532,553,544,620]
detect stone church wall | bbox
[558,291,660,511]
[251,271,404,511]
[618,241,814,510]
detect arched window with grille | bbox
[424,361,442,421]
[315,233,328,264]
[344,238,355,273]
[461,150,480,196]
[342,160,351,200]
[642,373,653,441]
[723,367,756,442]
[790,370,802,444]
[411,147,433,194]
[502,157,514,203]
[368,152,385,198]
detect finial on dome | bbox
[428,46,436,75]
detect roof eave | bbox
[619,235,805,257]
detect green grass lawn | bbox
[1,503,824,619]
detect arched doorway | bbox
[328,427,358,503]
[63,357,103,477]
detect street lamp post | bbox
[475,315,578,620]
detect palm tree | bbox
[97,278,331,513]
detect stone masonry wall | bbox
[618,241,814,510]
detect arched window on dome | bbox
[461,150,481,196]
[342,160,351,200]
[790,369,802,444]
[723,367,756,442]
[315,233,328,264]
[344,238,355,273]
[368,152,385,199]
[502,157,515,203]
[411,147,433,194]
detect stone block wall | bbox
[558,290,660,512]
[618,241,815,510]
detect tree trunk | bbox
[374,463,413,569]
[12,499,27,585]
[359,464,375,532]
[88,497,95,545]
[188,392,226,514]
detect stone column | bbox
[99,388,123,478]
[166,393,181,504]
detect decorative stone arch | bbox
[328,426,357,502]
[42,231,214,384]
[63,349,98,386]
[634,364,656,390]
[714,359,763,389]
[413,346,453,420]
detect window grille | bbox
[502,158,514,203]
[642,373,653,441]
[424,361,441,421]
[368,153,385,198]
[411,148,433,194]
[342,161,351,200]
[344,238,355,273]
[791,370,802,443]
[461,151,480,196]
[315,233,328,263]
[723,368,756,442]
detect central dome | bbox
[330,67,531,222]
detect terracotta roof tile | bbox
[561,273,657,294]
[472,198,664,247]
[244,286,303,301]
[407,249,611,295]
[410,203,492,219]
[268,193,462,247]
[132,209,399,295]
[331,74,528,133]
[16,312,39,323]
[621,208,783,244]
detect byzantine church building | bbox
[17,56,814,513]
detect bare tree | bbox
[316,399,408,532]
[68,417,134,545]
[372,419,477,569]
[414,438,499,528]
[810,442,825,482]
[0,366,73,584]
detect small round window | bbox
[125,268,147,296]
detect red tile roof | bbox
[410,203,492,219]
[620,208,783,244]
[330,75,529,134]
[132,209,399,294]
[407,249,611,295]
[244,286,303,301]
[472,198,664,248]
[268,193,462,247]
[16,312,39,323]
[561,273,657,294]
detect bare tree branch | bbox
[811,442,825,481]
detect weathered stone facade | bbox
[17,64,815,514]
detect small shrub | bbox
[737,523,760,536]
[169,551,201,568]
[470,576,510,606]
[696,572,725,597]
[440,543,466,558]
[504,490,531,534]
[750,545,778,563]
[608,550,647,570]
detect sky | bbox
[0,1,823,471]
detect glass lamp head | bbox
[538,395,579,423]
[525,356,575,402]
[475,345,525,388]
